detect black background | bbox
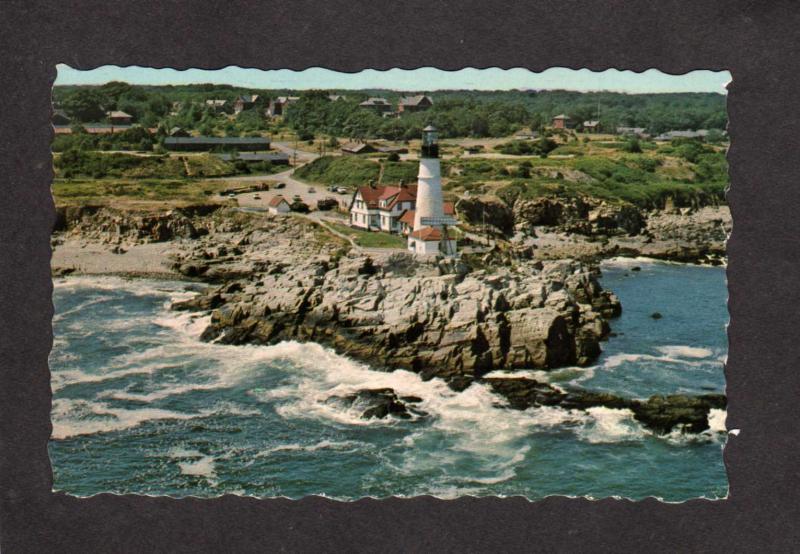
[2,1,799,551]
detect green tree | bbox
[63,89,107,122]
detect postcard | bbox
[49,65,731,500]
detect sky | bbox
[55,65,730,94]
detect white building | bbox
[349,183,454,235]
[350,184,417,233]
[268,195,291,214]
[407,126,457,257]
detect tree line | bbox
[53,83,728,140]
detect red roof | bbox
[398,210,415,225]
[269,195,289,207]
[355,184,418,210]
[409,227,442,241]
[443,202,454,215]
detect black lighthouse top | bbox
[421,125,439,158]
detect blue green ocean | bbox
[49,258,729,500]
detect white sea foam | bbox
[708,408,727,433]
[257,440,365,457]
[656,345,715,359]
[50,398,257,440]
[577,407,644,444]
[177,456,217,481]
[50,398,202,440]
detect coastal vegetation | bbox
[53,84,727,141]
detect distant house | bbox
[214,152,290,165]
[268,195,291,214]
[169,126,190,137]
[107,110,133,125]
[616,126,649,138]
[551,114,574,129]
[205,99,228,113]
[359,97,393,115]
[234,94,260,114]
[341,142,377,155]
[327,94,347,102]
[582,120,600,132]
[52,109,71,126]
[398,95,433,113]
[266,96,300,117]
[163,136,271,152]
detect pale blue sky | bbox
[55,65,730,94]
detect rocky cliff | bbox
[176,251,620,390]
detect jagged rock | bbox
[187,253,621,387]
[325,388,426,420]
[171,292,223,311]
[455,196,515,237]
[483,377,725,435]
[631,394,727,434]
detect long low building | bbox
[164,136,271,151]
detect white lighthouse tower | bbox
[408,126,457,256]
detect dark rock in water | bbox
[650,312,663,319]
[483,377,565,409]
[482,377,724,435]
[326,388,427,420]
[171,292,223,312]
[631,266,642,272]
[399,395,423,404]
[631,394,726,434]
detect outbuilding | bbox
[107,110,133,125]
[268,195,291,214]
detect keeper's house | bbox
[164,136,271,152]
[349,184,454,234]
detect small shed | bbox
[341,142,377,155]
[582,120,600,132]
[107,110,133,125]
[268,195,291,215]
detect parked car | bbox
[336,187,348,194]
[327,185,337,192]
[293,194,302,202]
[317,197,339,211]
[308,187,316,193]
[289,201,310,213]
[275,182,286,189]
[227,193,236,198]
[253,195,261,200]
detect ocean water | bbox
[49,258,729,500]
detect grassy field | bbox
[327,222,408,249]
[293,137,728,210]
[51,177,235,208]
[53,151,283,180]
[293,156,419,188]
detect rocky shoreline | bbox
[51,202,729,435]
